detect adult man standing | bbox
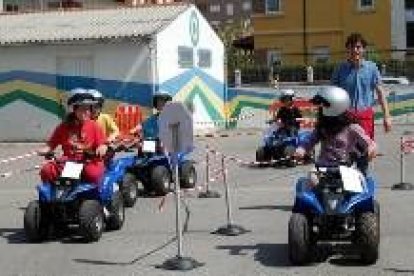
[331,33,392,139]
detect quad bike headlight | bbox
[328,199,338,210]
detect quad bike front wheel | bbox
[288,213,311,265]
[24,200,49,242]
[179,161,197,189]
[106,191,125,231]
[256,147,270,163]
[150,165,170,196]
[79,200,104,242]
[121,173,139,208]
[355,211,380,265]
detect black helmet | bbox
[279,89,295,102]
[67,90,97,108]
[152,91,172,108]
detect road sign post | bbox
[392,131,414,191]
[158,102,203,271]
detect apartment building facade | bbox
[252,0,406,66]
[192,0,252,29]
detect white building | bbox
[0,4,225,141]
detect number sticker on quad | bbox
[339,166,363,193]
[61,161,84,179]
[142,140,156,153]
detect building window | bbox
[198,49,212,68]
[406,0,414,9]
[227,3,234,16]
[407,22,414,47]
[358,0,375,10]
[267,50,282,67]
[178,46,194,68]
[210,21,220,28]
[266,0,281,14]
[242,1,251,11]
[312,47,330,63]
[210,4,220,13]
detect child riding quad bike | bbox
[288,86,380,265]
[24,152,125,243]
[24,90,124,243]
[126,91,197,196]
[255,120,313,167]
[256,89,313,166]
[124,138,196,196]
[289,155,380,265]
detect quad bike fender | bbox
[293,177,324,214]
[100,173,120,204]
[340,176,377,214]
[177,151,194,165]
[37,182,54,202]
[65,183,99,202]
[108,155,136,174]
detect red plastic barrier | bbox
[115,105,143,136]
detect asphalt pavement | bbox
[0,125,413,275]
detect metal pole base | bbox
[198,190,221,198]
[392,182,414,190]
[159,256,204,271]
[212,224,249,236]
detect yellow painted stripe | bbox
[0,80,63,102]
[174,76,225,117]
[227,95,273,115]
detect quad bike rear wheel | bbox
[288,213,311,265]
[179,161,197,189]
[121,173,139,208]
[106,191,125,231]
[150,165,170,196]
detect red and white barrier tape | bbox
[1,164,41,179]
[205,147,289,167]
[195,131,260,139]
[0,151,38,165]
[194,112,255,126]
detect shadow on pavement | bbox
[328,256,371,267]
[73,236,177,266]
[216,243,291,267]
[0,228,27,244]
[239,205,292,212]
[383,268,414,273]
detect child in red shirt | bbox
[38,90,107,185]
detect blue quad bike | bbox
[256,122,314,167]
[122,139,197,196]
[24,153,126,243]
[104,141,140,208]
[289,159,380,265]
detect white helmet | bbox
[68,87,87,98]
[88,89,104,106]
[311,86,350,117]
[280,89,295,101]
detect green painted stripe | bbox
[0,90,65,118]
[185,85,223,121]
